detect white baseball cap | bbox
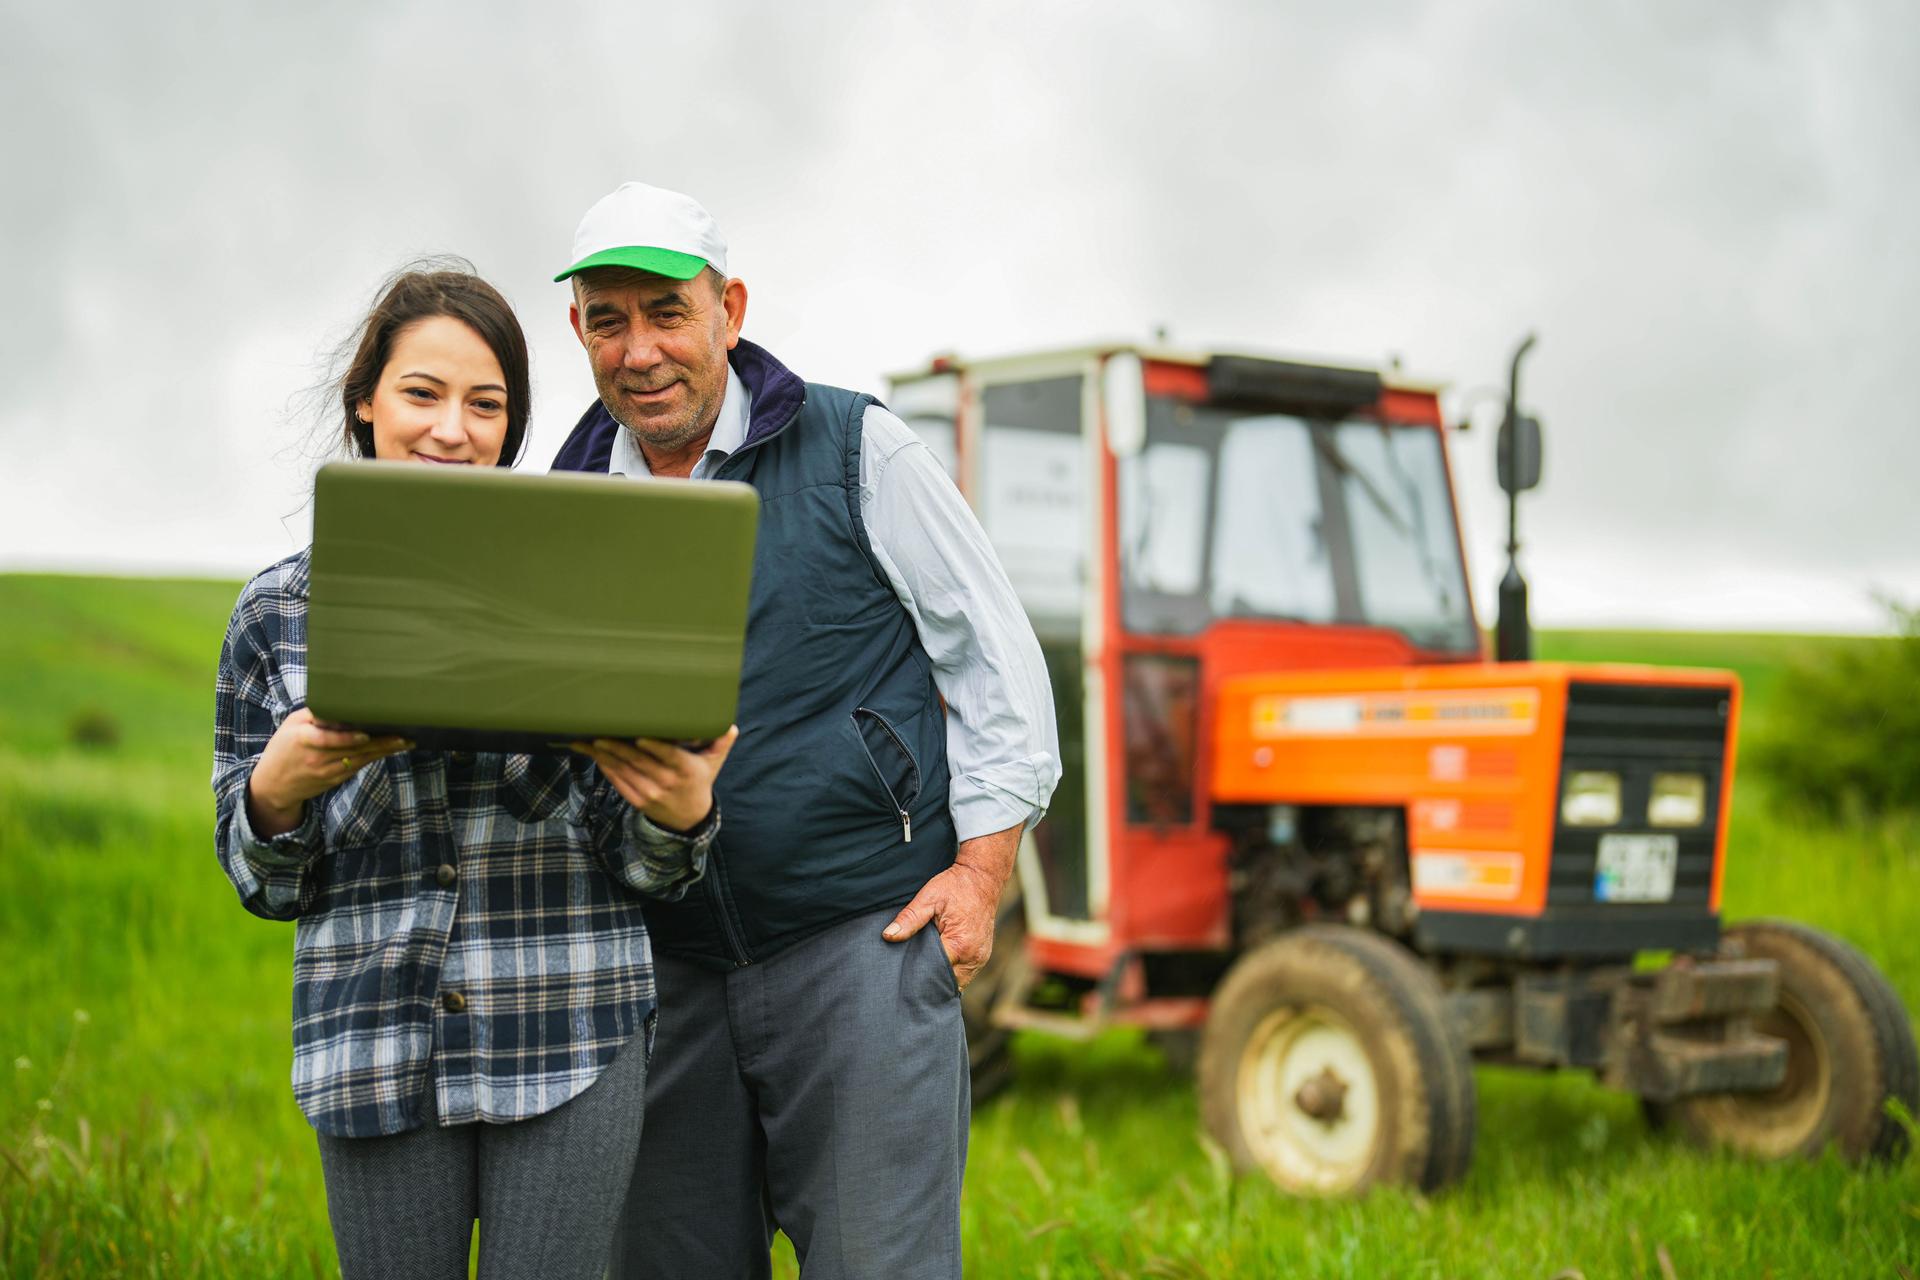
[554,181,729,283]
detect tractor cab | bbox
[889,346,1479,966]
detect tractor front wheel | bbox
[1197,925,1476,1195]
[1657,919,1918,1162]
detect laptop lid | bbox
[307,460,757,752]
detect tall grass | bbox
[3,578,1916,1277]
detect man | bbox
[549,181,1059,1279]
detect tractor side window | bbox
[979,374,1092,924]
[980,376,1086,634]
[1119,443,1209,597]
[1327,423,1476,651]
[1118,398,1218,634]
[1212,415,1337,623]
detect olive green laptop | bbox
[306,461,758,752]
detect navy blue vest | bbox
[551,340,958,967]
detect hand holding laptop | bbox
[246,707,414,838]
[573,725,739,833]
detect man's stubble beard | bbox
[619,415,709,457]
[605,377,723,459]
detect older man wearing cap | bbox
[550,182,1058,1279]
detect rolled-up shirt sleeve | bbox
[566,754,716,901]
[212,594,327,921]
[860,405,1061,842]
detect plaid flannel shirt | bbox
[212,549,713,1139]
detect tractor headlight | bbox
[1649,772,1708,827]
[1561,771,1621,827]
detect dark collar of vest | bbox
[551,337,808,475]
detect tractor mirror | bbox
[1497,413,1543,494]
[1103,353,1146,457]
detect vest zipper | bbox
[707,405,781,963]
[703,860,753,967]
[851,708,921,845]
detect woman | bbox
[212,265,733,1278]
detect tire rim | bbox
[1236,1002,1381,1192]
[1688,988,1831,1158]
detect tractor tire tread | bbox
[1738,919,1918,1162]
[1198,924,1475,1193]
[1288,925,1478,1188]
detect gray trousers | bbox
[316,1031,650,1279]
[612,908,969,1280]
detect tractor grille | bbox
[1546,682,1733,908]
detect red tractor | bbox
[885,342,1916,1194]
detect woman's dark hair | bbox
[338,261,532,467]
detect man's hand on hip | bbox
[883,824,1022,990]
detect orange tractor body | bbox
[886,343,1912,1193]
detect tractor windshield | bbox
[1118,400,1477,652]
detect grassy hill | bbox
[2,574,1915,1277]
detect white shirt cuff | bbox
[949,759,1055,843]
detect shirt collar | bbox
[609,365,751,480]
[287,546,313,599]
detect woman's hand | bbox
[573,726,739,833]
[247,707,413,838]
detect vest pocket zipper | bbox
[851,708,921,843]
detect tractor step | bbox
[990,953,1132,1040]
[990,1005,1109,1041]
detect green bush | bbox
[1751,601,1920,820]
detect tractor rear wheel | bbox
[1197,925,1476,1195]
[963,881,1028,1103]
[1657,919,1918,1162]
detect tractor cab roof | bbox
[886,340,1449,400]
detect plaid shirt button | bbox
[444,991,467,1013]
[435,863,457,888]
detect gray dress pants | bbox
[316,1030,650,1279]
[612,908,969,1280]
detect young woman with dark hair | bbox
[212,265,733,1279]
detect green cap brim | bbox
[553,245,709,283]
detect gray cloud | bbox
[1,0,1913,629]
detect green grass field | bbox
[2,574,1915,1277]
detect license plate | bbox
[1595,833,1678,903]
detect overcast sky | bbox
[2,0,1914,631]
